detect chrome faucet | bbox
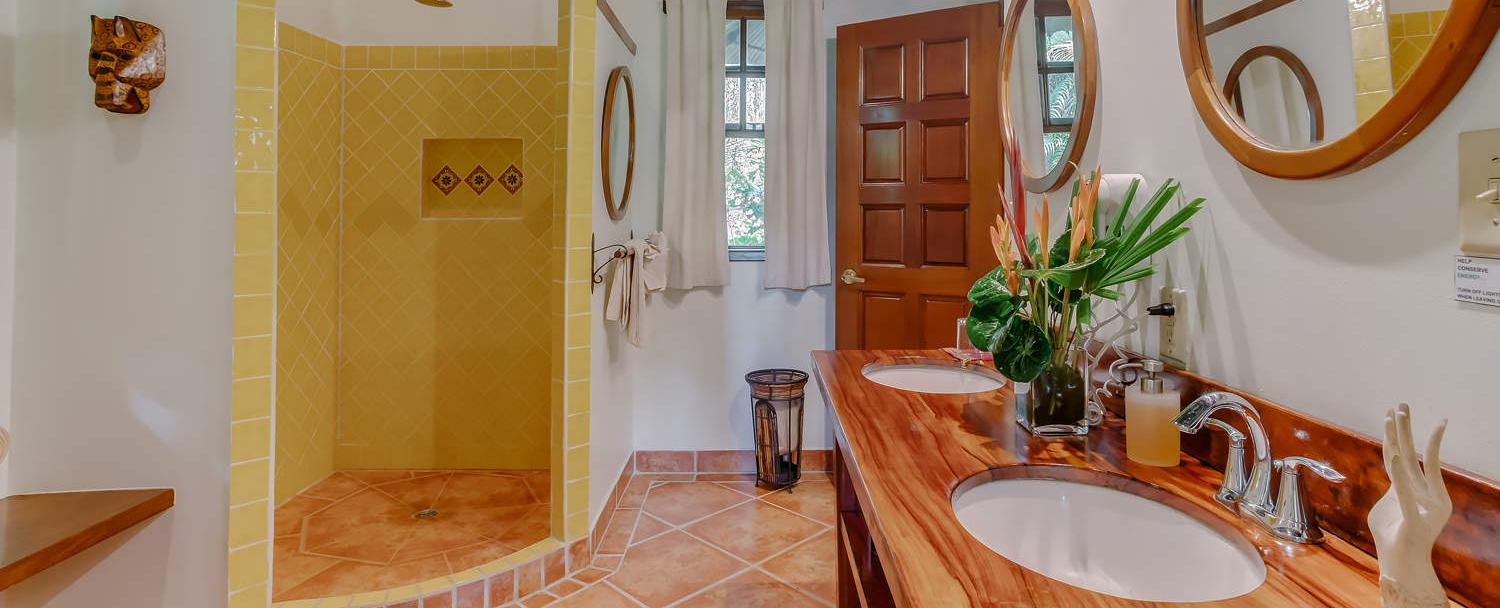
[1174,392,1277,520]
[1173,391,1345,544]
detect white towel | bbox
[605,232,670,346]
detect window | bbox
[725,3,766,260]
[1035,0,1075,173]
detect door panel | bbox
[835,3,1001,350]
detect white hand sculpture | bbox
[1368,404,1451,608]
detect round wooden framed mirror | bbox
[1180,0,1500,179]
[1000,0,1100,193]
[601,66,636,221]
[1221,46,1324,148]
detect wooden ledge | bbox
[0,488,174,591]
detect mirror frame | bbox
[1221,45,1325,144]
[1000,0,1100,193]
[1179,0,1500,179]
[601,66,636,221]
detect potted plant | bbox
[966,166,1203,436]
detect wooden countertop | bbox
[0,488,174,591]
[813,349,1456,607]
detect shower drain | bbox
[413,508,439,520]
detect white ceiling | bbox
[277,0,558,46]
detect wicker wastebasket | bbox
[745,368,809,489]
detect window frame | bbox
[1034,0,1075,135]
[725,1,767,261]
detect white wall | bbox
[824,0,990,38]
[1091,2,1500,479]
[0,0,16,498]
[589,0,663,520]
[3,2,234,607]
[278,0,556,46]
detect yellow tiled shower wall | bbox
[232,1,277,606]
[336,45,559,471]
[1348,0,1395,122]
[275,24,341,505]
[1388,10,1446,89]
[234,2,596,604]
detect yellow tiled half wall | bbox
[232,0,277,606]
[275,23,341,505]
[1388,9,1446,89]
[336,47,558,471]
[1348,0,1395,122]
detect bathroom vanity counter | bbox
[812,349,1458,607]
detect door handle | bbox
[840,269,866,285]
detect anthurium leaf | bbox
[968,265,1016,309]
[965,297,1018,351]
[993,316,1051,383]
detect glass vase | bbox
[1016,341,1101,437]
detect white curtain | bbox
[762,0,831,290]
[663,0,729,290]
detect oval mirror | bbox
[1181,0,1500,179]
[601,66,636,221]
[1221,46,1324,149]
[1000,0,1099,193]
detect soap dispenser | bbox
[1125,360,1181,467]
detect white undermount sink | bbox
[952,476,1266,603]
[860,358,1007,394]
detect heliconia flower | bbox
[1036,195,1050,270]
[997,184,1032,269]
[988,214,1021,295]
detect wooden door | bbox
[834,4,1002,350]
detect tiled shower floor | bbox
[272,469,551,601]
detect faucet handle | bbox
[1268,457,1344,544]
[1203,419,1248,510]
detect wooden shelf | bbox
[0,488,174,591]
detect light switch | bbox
[1459,129,1500,257]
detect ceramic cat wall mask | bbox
[88,16,166,114]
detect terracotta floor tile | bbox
[685,501,826,562]
[423,590,454,608]
[609,531,746,607]
[343,470,417,485]
[302,488,417,564]
[389,518,489,563]
[274,494,334,537]
[715,480,777,498]
[592,555,623,571]
[761,480,835,524]
[518,590,558,607]
[641,482,751,526]
[676,570,826,608]
[451,504,550,547]
[549,579,585,598]
[695,450,755,473]
[594,508,639,555]
[618,474,692,509]
[549,583,638,608]
[277,554,451,601]
[454,580,485,608]
[271,535,342,598]
[572,567,612,584]
[437,473,538,510]
[636,450,695,472]
[696,473,758,482]
[374,473,452,510]
[301,472,369,501]
[630,513,672,545]
[445,540,518,572]
[760,530,836,601]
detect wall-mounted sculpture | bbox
[1370,403,1451,608]
[88,16,166,115]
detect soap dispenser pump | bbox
[1125,360,1181,467]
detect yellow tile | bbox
[230,458,269,504]
[487,46,512,69]
[416,46,441,69]
[235,128,275,171]
[535,46,558,68]
[345,45,369,68]
[368,45,393,68]
[566,281,589,315]
[228,543,268,589]
[234,253,273,295]
[235,47,275,89]
[239,0,275,8]
[227,585,267,608]
[566,478,587,508]
[566,413,588,446]
[237,4,275,48]
[348,591,389,606]
[232,418,271,462]
[440,46,465,68]
[233,377,272,421]
[391,46,416,68]
[1350,24,1389,60]
[565,446,589,481]
[235,171,274,213]
[228,500,268,548]
[1353,58,1393,95]
[462,46,487,68]
[233,336,272,379]
[232,295,273,338]
[234,88,274,131]
[1355,90,1392,122]
[1388,13,1408,37]
[234,213,274,254]
[565,509,589,539]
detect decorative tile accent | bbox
[432,165,461,195]
[465,165,495,195]
[501,164,524,194]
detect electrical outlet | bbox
[1158,287,1188,368]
